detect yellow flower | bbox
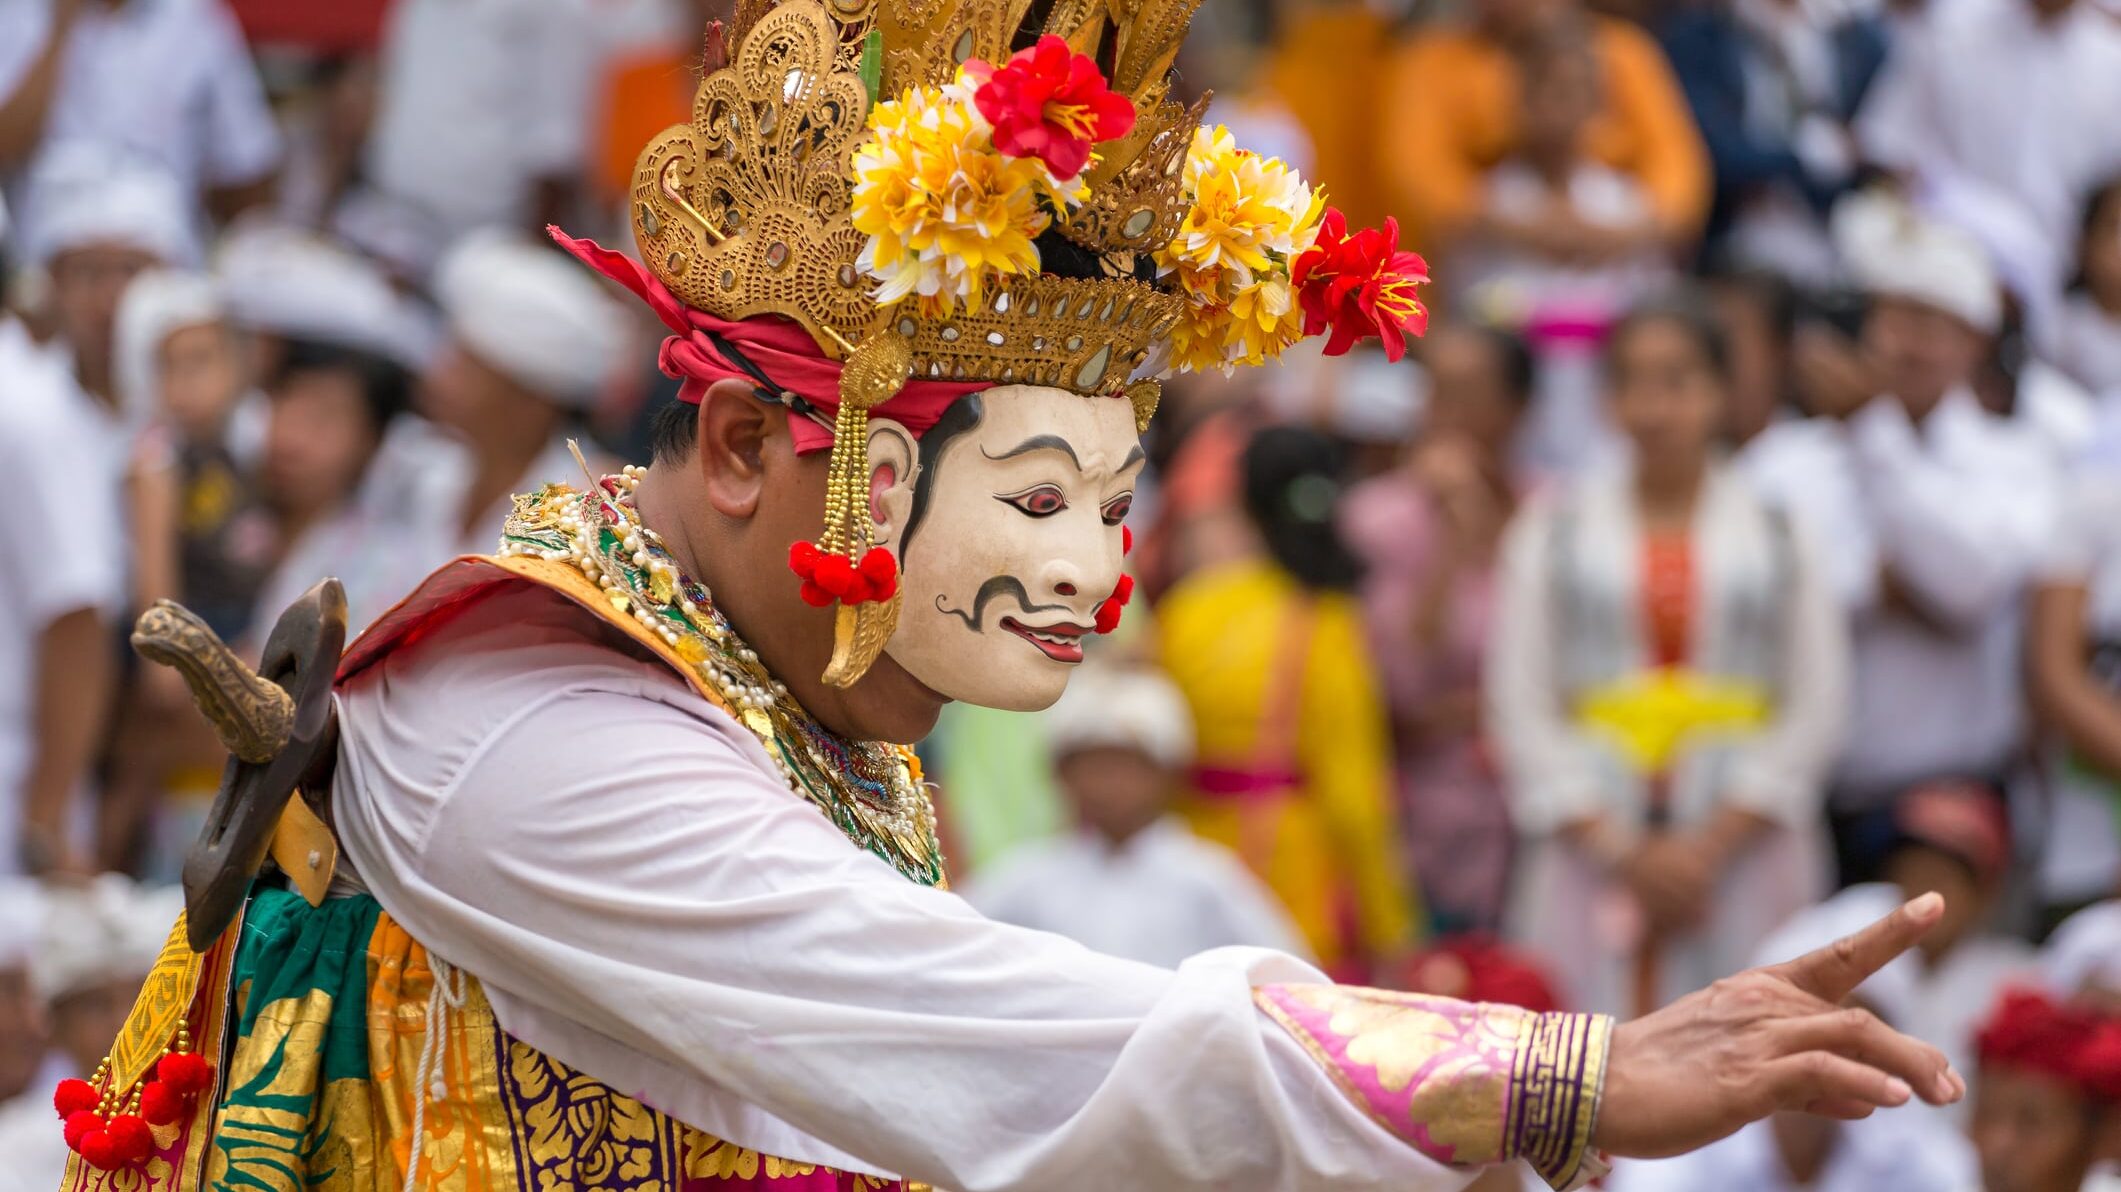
[850,80,1084,315]
[1155,124,1324,287]
[1160,273,1305,376]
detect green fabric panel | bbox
[230,887,382,1087]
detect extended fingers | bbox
[1767,1007,1960,1105]
[1760,1051,1914,1117]
[1770,893,1943,1004]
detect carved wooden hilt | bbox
[132,580,348,952]
[131,602,296,765]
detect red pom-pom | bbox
[1112,573,1135,605]
[104,1114,153,1163]
[78,1129,123,1171]
[1122,525,1133,555]
[799,579,835,608]
[867,570,898,602]
[814,553,857,598]
[138,1080,184,1126]
[841,572,876,605]
[156,1053,213,1096]
[62,1111,103,1151]
[787,540,822,579]
[857,547,897,586]
[1094,597,1124,635]
[54,1078,99,1121]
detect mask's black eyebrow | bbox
[1121,445,1146,472]
[980,434,1081,468]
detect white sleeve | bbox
[1848,400,2056,629]
[335,663,1469,1192]
[0,6,54,103]
[1723,516,1849,825]
[2038,474,2121,584]
[0,402,123,628]
[1485,502,1611,834]
[515,0,600,178]
[197,0,283,185]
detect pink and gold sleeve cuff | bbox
[1255,984,1612,1190]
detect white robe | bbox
[330,580,1473,1191]
[1487,459,1846,1014]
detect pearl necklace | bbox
[497,468,942,886]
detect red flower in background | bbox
[1292,209,1432,362]
[970,35,1136,178]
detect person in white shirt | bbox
[1964,984,2121,1192]
[2040,900,2121,1012]
[1608,883,1982,1192]
[964,664,1307,969]
[1871,786,2039,1098]
[413,231,630,561]
[0,877,179,1192]
[2037,178,2121,402]
[2026,451,2121,918]
[0,318,123,878]
[0,881,47,1107]
[1855,0,2121,306]
[0,0,281,231]
[1743,192,2059,882]
[360,0,605,272]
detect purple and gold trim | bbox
[1254,985,1611,1190]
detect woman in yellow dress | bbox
[1157,426,1420,978]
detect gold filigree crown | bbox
[629,0,1205,395]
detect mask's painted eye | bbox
[1101,494,1133,526]
[999,485,1068,518]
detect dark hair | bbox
[900,391,984,554]
[1603,291,1733,381]
[1239,425,1363,592]
[267,337,411,434]
[1457,323,1536,405]
[649,397,699,466]
[1699,263,1799,348]
[2070,175,2121,294]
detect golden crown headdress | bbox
[581,0,1432,685]
[630,0,1210,395]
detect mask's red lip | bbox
[1000,616,1088,663]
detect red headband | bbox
[1976,987,2121,1101]
[550,228,988,454]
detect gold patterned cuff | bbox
[1253,985,1612,1189]
[1509,1010,1613,1189]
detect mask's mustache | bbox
[935,576,1069,630]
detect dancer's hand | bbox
[1592,893,1964,1158]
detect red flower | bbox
[970,35,1136,179]
[53,1078,99,1121]
[1292,209,1432,362]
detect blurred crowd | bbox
[1,0,2120,1188]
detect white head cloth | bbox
[433,232,628,410]
[1833,188,2003,335]
[0,879,47,974]
[1043,663,1195,771]
[30,877,183,1005]
[213,221,438,370]
[19,145,199,268]
[1751,883,1920,1026]
[113,269,224,424]
[2042,900,2121,1001]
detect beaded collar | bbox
[497,470,943,887]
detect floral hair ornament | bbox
[567,0,1435,687]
